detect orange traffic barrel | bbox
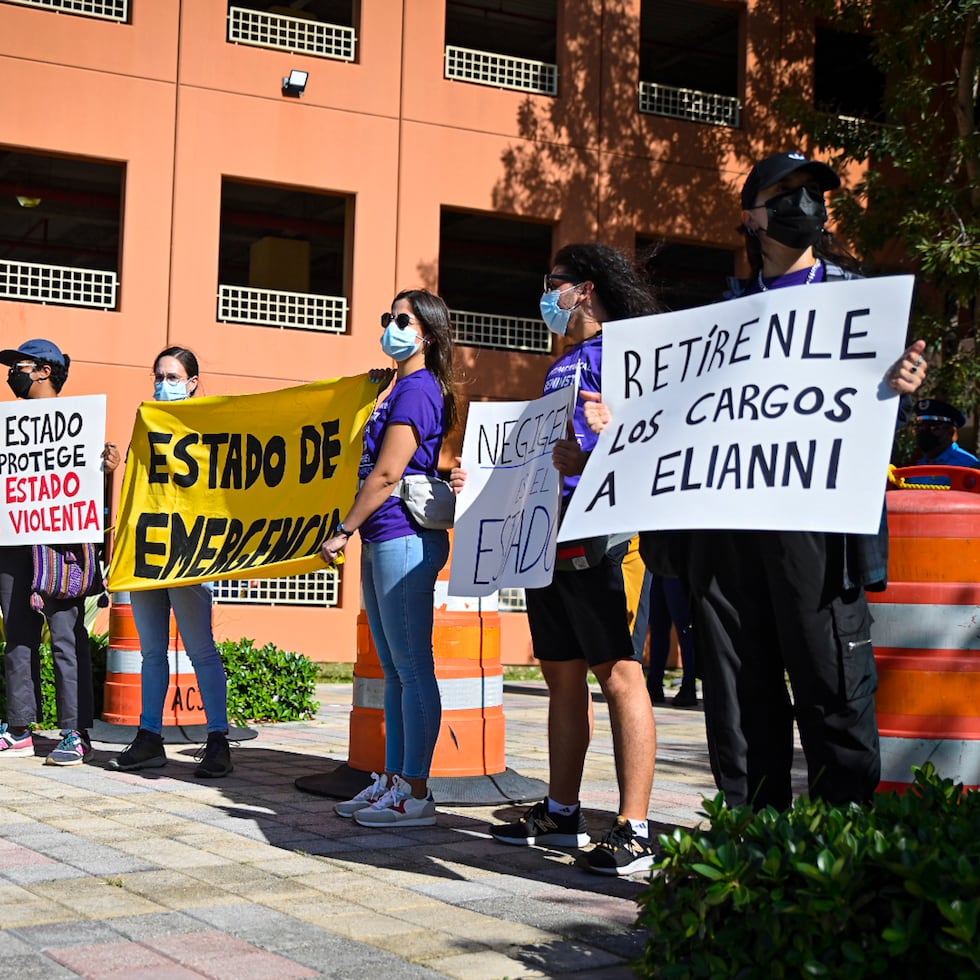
[349,543,505,780]
[869,466,980,791]
[101,592,207,727]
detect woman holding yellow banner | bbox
[321,290,458,828]
[108,347,232,779]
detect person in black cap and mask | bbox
[0,339,119,766]
[574,154,930,812]
[911,398,979,468]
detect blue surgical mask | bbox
[539,287,581,336]
[154,379,190,402]
[381,321,423,362]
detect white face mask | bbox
[539,286,581,336]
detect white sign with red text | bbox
[0,395,106,544]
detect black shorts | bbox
[525,541,638,668]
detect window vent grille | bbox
[451,309,551,354]
[3,0,127,21]
[212,569,339,607]
[227,5,356,61]
[445,45,557,96]
[218,284,348,333]
[638,81,740,128]
[0,260,118,310]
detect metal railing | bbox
[212,569,339,607]
[445,45,557,96]
[2,0,127,21]
[0,259,118,309]
[217,284,348,333]
[638,80,740,128]
[451,309,552,354]
[227,5,356,61]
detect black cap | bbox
[913,398,966,428]
[0,338,66,367]
[741,152,841,209]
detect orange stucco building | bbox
[0,0,855,663]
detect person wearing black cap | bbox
[623,153,929,813]
[911,398,979,468]
[0,339,114,766]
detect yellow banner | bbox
[108,375,377,591]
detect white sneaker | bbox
[334,772,389,818]
[354,774,437,828]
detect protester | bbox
[642,573,697,708]
[107,347,233,778]
[483,243,660,876]
[0,339,118,765]
[324,289,458,828]
[586,152,928,811]
[910,398,978,467]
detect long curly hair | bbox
[394,288,459,433]
[552,243,661,320]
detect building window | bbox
[212,568,339,607]
[439,209,553,353]
[814,27,885,122]
[0,147,123,311]
[1,0,129,22]
[637,237,735,312]
[445,0,558,95]
[639,0,741,127]
[217,179,351,333]
[227,1,357,61]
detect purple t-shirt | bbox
[542,335,603,497]
[358,369,447,543]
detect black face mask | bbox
[7,370,33,399]
[761,186,828,250]
[915,429,947,455]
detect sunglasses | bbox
[543,273,580,292]
[381,312,416,329]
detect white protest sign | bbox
[558,277,914,538]
[448,387,574,597]
[0,394,106,544]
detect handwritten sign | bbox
[559,277,914,539]
[109,377,377,591]
[0,394,106,544]
[448,387,574,596]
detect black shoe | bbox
[490,800,590,847]
[581,817,659,876]
[107,728,166,771]
[671,688,699,708]
[195,731,233,778]
[649,685,666,705]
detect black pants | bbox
[666,529,880,810]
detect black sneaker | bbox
[107,728,166,772]
[581,817,659,876]
[671,687,699,708]
[194,731,233,779]
[490,800,590,847]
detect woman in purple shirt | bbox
[322,290,458,828]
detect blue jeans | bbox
[360,530,449,780]
[130,585,228,734]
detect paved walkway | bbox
[0,682,786,979]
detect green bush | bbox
[637,765,980,979]
[218,637,319,724]
[0,633,108,730]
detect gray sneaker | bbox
[335,772,389,818]
[45,730,91,767]
[107,729,166,771]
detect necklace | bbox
[757,260,821,292]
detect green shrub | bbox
[217,638,319,723]
[0,633,108,730]
[637,765,980,979]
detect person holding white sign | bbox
[0,339,96,766]
[617,153,928,811]
[322,290,458,828]
[488,243,661,876]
